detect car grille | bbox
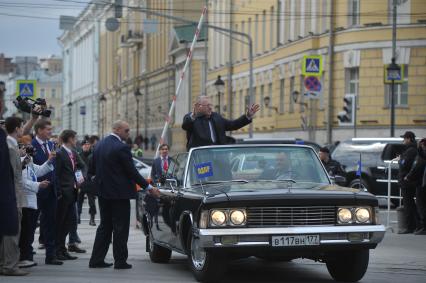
[246,206,336,227]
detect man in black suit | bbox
[31,120,63,265]
[55,130,84,261]
[151,143,171,184]
[89,121,159,269]
[182,96,260,150]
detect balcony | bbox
[126,30,143,44]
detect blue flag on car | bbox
[195,161,214,179]
[356,154,362,176]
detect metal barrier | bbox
[375,158,400,232]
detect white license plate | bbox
[271,235,320,247]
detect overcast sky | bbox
[0,0,90,59]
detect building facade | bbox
[59,2,102,137]
[206,0,426,144]
[97,0,206,151]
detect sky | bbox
[0,0,90,59]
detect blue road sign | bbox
[302,55,322,76]
[16,80,36,98]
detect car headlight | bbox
[355,208,371,223]
[210,210,227,226]
[337,208,353,223]
[230,210,246,225]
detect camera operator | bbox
[19,135,55,268]
[0,117,28,276]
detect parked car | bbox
[236,137,321,152]
[137,144,385,282]
[133,158,151,179]
[331,138,406,204]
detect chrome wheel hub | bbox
[191,236,206,270]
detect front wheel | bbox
[326,249,369,282]
[187,232,226,282]
[147,228,171,263]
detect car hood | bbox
[201,182,378,207]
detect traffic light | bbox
[337,95,355,125]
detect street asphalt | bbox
[1,202,425,283]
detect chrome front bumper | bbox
[195,225,386,248]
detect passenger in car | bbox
[259,152,295,180]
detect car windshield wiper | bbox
[192,179,249,186]
[256,179,297,183]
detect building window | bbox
[385,65,408,106]
[260,85,265,117]
[345,67,359,95]
[289,76,295,113]
[239,90,243,115]
[268,82,273,116]
[241,21,245,60]
[262,10,266,52]
[51,88,56,98]
[279,78,285,113]
[40,88,45,98]
[270,6,274,50]
[349,0,360,26]
[255,14,259,54]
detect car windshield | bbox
[187,146,330,188]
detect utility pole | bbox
[390,0,397,137]
[326,0,335,144]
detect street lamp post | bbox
[214,75,225,114]
[387,58,401,137]
[134,88,142,136]
[99,94,107,137]
[67,101,73,129]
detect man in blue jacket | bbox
[32,120,63,265]
[89,120,159,269]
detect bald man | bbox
[182,96,260,150]
[89,121,159,270]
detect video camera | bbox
[13,96,51,118]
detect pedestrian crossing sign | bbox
[16,80,37,98]
[302,55,322,76]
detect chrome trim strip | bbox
[213,242,270,247]
[198,225,385,236]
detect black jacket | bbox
[55,147,85,201]
[0,128,18,236]
[89,135,150,199]
[406,147,426,188]
[398,142,418,188]
[182,112,251,150]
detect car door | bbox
[153,154,187,249]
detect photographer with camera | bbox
[19,135,55,268]
[0,117,28,276]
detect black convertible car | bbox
[137,145,385,282]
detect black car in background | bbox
[331,138,406,202]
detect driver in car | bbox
[259,152,294,180]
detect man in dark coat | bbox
[0,91,18,240]
[397,131,419,234]
[182,96,260,150]
[89,120,159,269]
[151,143,172,184]
[405,138,426,235]
[32,120,62,265]
[55,130,85,261]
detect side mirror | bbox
[330,175,347,186]
[166,178,178,192]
